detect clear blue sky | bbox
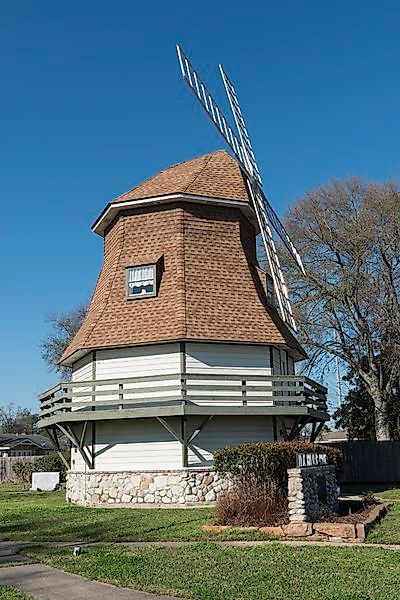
[1,1,399,411]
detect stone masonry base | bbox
[287,465,339,522]
[202,502,391,542]
[67,469,230,506]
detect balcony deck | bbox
[38,372,329,428]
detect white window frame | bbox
[126,264,156,300]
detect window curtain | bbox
[128,266,154,287]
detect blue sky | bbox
[1,1,399,411]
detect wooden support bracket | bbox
[310,420,325,442]
[187,415,214,444]
[56,423,94,470]
[288,416,313,441]
[44,427,70,470]
[278,416,289,441]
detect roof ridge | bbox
[182,152,214,194]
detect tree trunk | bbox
[360,373,391,441]
[369,384,391,440]
[374,403,391,441]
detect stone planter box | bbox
[202,502,391,542]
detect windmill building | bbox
[38,50,328,506]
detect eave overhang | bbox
[92,192,259,237]
[60,337,306,368]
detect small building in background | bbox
[0,433,53,457]
[319,429,350,443]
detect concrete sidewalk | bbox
[0,563,179,600]
[0,542,30,566]
[3,539,400,552]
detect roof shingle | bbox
[112,150,251,204]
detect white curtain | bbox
[128,266,154,287]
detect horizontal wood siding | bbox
[185,343,274,405]
[71,353,94,406]
[95,344,181,378]
[70,415,275,471]
[72,353,93,382]
[188,415,274,466]
[72,418,182,471]
[71,344,182,405]
[186,343,272,374]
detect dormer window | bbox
[126,265,156,299]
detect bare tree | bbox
[0,403,38,434]
[40,303,87,378]
[283,177,400,440]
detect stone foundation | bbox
[288,465,339,522]
[66,469,230,506]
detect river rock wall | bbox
[67,469,230,505]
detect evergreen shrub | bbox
[213,441,342,491]
[13,452,69,484]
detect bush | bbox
[213,441,342,492]
[213,441,342,527]
[13,452,69,484]
[215,479,289,527]
[12,461,34,483]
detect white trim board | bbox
[92,192,258,236]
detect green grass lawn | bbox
[341,484,400,545]
[1,483,400,544]
[4,483,400,599]
[0,485,273,543]
[23,543,400,600]
[0,588,33,600]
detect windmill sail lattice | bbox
[219,65,262,186]
[176,44,304,331]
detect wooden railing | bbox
[38,373,327,420]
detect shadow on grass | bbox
[0,503,213,543]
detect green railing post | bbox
[118,383,124,410]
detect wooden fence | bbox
[325,441,400,484]
[0,456,40,483]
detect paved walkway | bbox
[2,539,400,553]
[0,563,178,600]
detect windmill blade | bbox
[219,63,305,276]
[258,188,306,275]
[248,181,297,331]
[219,65,262,186]
[176,45,249,175]
[176,44,302,329]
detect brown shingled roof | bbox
[60,151,306,364]
[112,150,251,204]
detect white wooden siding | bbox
[95,345,182,404]
[185,343,274,406]
[71,353,94,407]
[71,344,182,407]
[186,343,272,374]
[72,353,93,382]
[95,344,181,378]
[188,416,274,466]
[70,415,275,471]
